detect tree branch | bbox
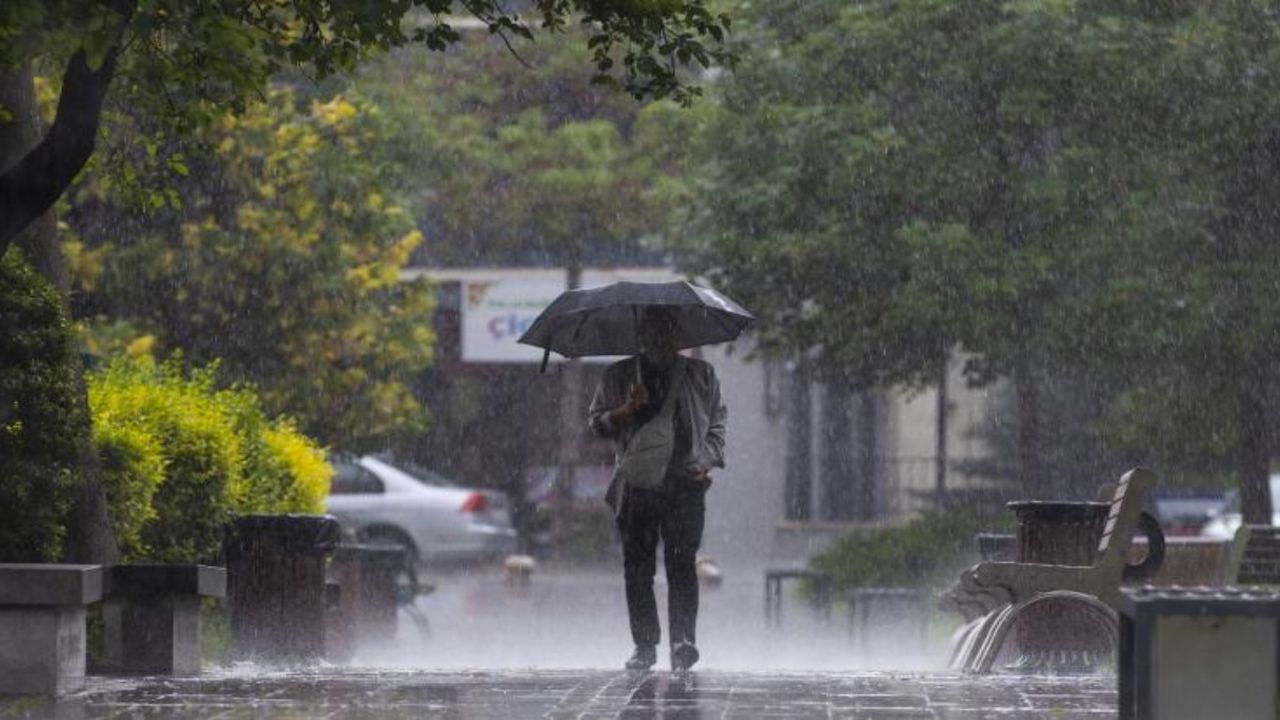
[0,44,123,257]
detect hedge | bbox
[809,506,1016,592]
[0,251,85,561]
[88,356,331,563]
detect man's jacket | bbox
[588,356,727,507]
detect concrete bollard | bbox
[503,554,537,597]
[696,556,723,590]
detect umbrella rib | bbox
[569,308,594,350]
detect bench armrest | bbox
[972,561,1097,604]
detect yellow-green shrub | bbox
[259,424,330,513]
[88,356,331,563]
[93,422,164,556]
[226,386,330,515]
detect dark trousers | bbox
[617,482,706,648]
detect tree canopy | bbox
[686,0,1280,515]
[69,87,436,451]
[333,28,713,269]
[0,0,732,256]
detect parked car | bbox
[325,455,517,566]
[1150,489,1231,537]
[1200,475,1280,540]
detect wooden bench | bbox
[948,468,1158,673]
[0,564,103,696]
[1217,524,1280,586]
[965,468,1157,609]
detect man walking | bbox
[588,305,727,672]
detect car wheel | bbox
[357,527,420,606]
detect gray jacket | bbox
[588,356,727,480]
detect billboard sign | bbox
[458,270,679,364]
[461,277,563,363]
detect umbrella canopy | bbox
[517,280,755,368]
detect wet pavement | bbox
[1,566,1118,718]
[6,668,1116,719]
[361,564,940,671]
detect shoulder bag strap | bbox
[656,356,688,420]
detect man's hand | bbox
[624,382,649,413]
[609,382,649,424]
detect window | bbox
[330,463,385,495]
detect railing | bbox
[798,455,1016,522]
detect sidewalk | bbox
[1,566,1118,718]
[5,667,1116,719]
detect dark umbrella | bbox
[517,280,755,371]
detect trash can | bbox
[224,514,340,663]
[1118,585,1280,720]
[327,543,405,653]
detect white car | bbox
[1199,474,1280,540]
[324,455,518,566]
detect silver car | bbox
[1200,474,1280,540]
[325,455,518,566]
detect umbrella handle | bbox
[541,348,550,374]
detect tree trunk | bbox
[0,65,119,565]
[0,68,66,289]
[1014,358,1045,495]
[1238,386,1273,525]
[936,357,949,501]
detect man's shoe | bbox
[671,641,700,671]
[625,645,657,670]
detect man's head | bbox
[638,305,679,362]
